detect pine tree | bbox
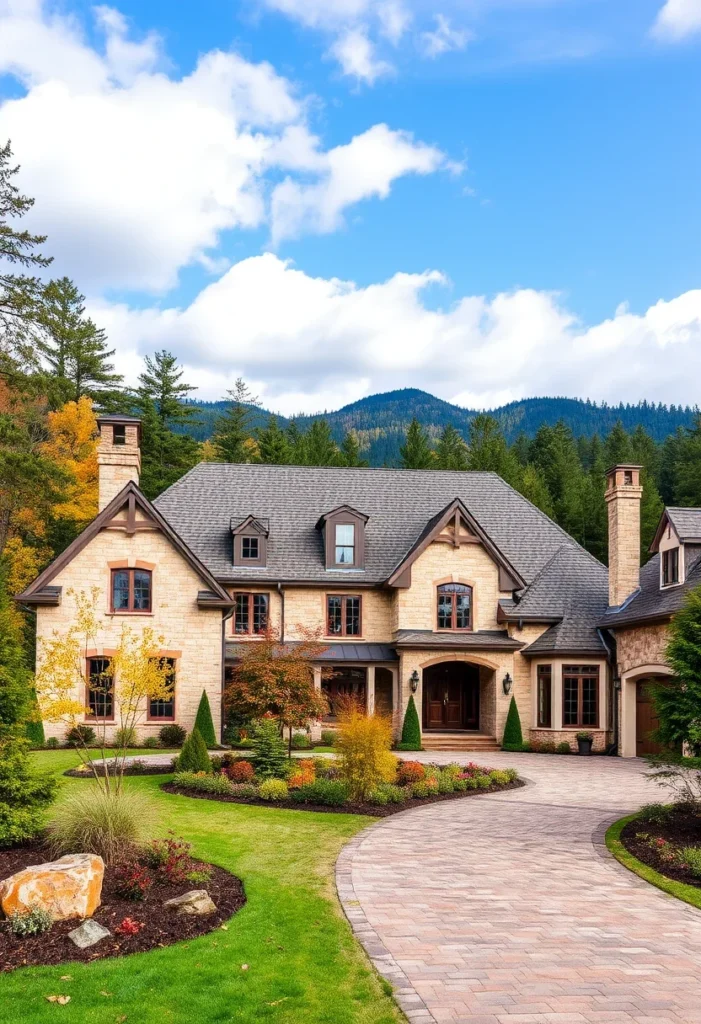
[518,463,554,517]
[652,587,701,754]
[0,140,53,372]
[340,430,368,467]
[194,690,217,748]
[257,416,291,464]
[400,419,434,469]
[399,694,422,750]
[302,420,341,466]
[212,378,260,462]
[39,278,123,410]
[434,424,468,470]
[137,397,200,499]
[285,420,305,465]
[176,727,212,773]
[467,415,520,484]
[502,697,523,750]
[251,718,288,779]
[673,413,701,507]
[25,689,45,747]
[137,350,198,426]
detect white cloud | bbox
[377,1,411,45]
[651,0,701,40]
[92,253,701,414]
[420,14,471,58]
[0,1,449,293]
[329,27,393,83]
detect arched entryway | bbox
[423,662,480,731]
[621,664,673,757]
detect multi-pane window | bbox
[327,595,361,636]
[335,524,355,565]
[662,548,679,586]
[148,657,175,720]
[537,665,552,728]
[563,665,599,728]
[241,537,259,560]
[436,583,472,630]
[111,568,152,612]
[234,593,269,635]
[87,657,114,719]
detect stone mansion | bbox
[18,414,701,756]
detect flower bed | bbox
[619,803,701,890]
[0,835,245,971]
[163,759,522,816]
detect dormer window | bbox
[335,524,355,565]
[231,516,268,567]
[662,547,679,587]
[242,537,259,560]
[317,505,368,571]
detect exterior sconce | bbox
[409,670,419,693]
[502,672,513,696]
[613,677,622,691]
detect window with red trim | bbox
[562,665,599,727]
[234,593,269,635]
[148,657,175,719]
[327,595,361,636]
[87,657,114,719]
[111,568,152,612]
[436,583,472,630]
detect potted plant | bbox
[576,731,594,755]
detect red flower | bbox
[115,917,143,936]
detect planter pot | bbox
[577,737,593,756]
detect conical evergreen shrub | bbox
[399,694,422,751]
[176,727,211,773]
[25,690,45,748]
[502,696,523,750]
[194,690,217,748]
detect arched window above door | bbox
[436,583,473,631]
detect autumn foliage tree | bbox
[226,627,328,756]
[41,396,98,534]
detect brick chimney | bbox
[605,464,643,608]
[96,416,141,511]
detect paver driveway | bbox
[337,752,701,1024]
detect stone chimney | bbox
[605,464,643,608]
[96,416,141,511]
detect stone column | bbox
[311,665,323,741]
[366,665,375,715]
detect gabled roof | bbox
[599,549,701,630]
[650,507,701,552]
[315,505,369,529]
[16,481,231,606]
[231,515,269,537]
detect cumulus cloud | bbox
[91,253,701,414]
[651,0,701,39]
[0,1,450,292]
[330,27,394,84]
[420,15,471,58]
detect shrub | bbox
[173,771,233,795]
[336,702,396,802]
[313,758,340,779]
[229,783,258,799]
[556,741,572,754]
[290,732,313,750]
[8,906,53,937]
[540,741,557,754]
[679,846,701,878]
[66,724,96,747]
[378,783,407,804]
[259,778,289,801]
[25,690,45,748]
[441,763,463,780]
[290,779,350,806]
[46,788,151,864]
[143,736,159,749]
[504,767,519,782]
[45,737,60,749]
[226,760,255,784]
[368,787,390,805]
[175,728,211,773]
[114,859,152,900]
[114,725,137,749]
[397,761,425,786]
[186,865,213,885]
[502,697,523,750]
[400,694,421,750]
[251,718,288,779]
[194,690,217,748]
[637,802,673,824]
[320,730,336,746]
[159,723,186,748]
[452,778,468,792]
[489,769,511,786]
[475,774,492,789]
[144,832,195,884]
[529,741,541,753]
[437,773,455,794]
[411,778,439,799]
[288,758,316,789]
[462,775,478,790]
[115,917,142,936]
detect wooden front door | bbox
[636,681,664,756]
[423,663,479,730]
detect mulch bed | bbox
[0,844,245,971]
[64,763,174,778]
[162,779,524,817]
[621,807,701,888]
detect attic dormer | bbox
[231,515,269,568]
[316,505,368,571]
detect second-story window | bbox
[436,583,472,630]
[662,548,679,586]
[234,593,269,635]
[335,524,355,565]
[111,568,152,612]
[327,595,361,636]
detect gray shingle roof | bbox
[666,508,701,542]
[599,550,701,629]
[226,642,398,662]
[154,464,592,586]
[393,629,524,651]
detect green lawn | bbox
[2,750,401,1024]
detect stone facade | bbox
[97,422,140,511]
[605,466,642,608]
[616,623,669,677]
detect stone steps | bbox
[421,733,501,752]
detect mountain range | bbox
[178,390,696,466]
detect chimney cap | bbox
[605,463,643,476]
[96,414,142,442]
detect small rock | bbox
[68,919,111,949]
[0,853,104,922]
[163,889,217,916]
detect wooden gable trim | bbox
[16,481,230,605]
[386,498,525,591]
[231,515,269,538]
[649,510,677,554]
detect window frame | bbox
[562,665,599,729]
[112,424,126,446]
[146,656,176,722]
[233,592,270,636]
[85,656,115,721]
[334,522,356,566]
[110,567,152,614]
[536,664,552,728]
[662,547,680,587]
[326,594,362,637]
[435,583,473,632]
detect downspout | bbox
[221,606,234,744]
[277,582,285,642]
[597,627,619,756]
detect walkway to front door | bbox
[338,753,701,1024]
[423,662,479,730]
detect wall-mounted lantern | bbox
[502,672,513,696]
[409,670,419,693]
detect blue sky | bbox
[0,0,700,413]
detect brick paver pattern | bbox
[337,752,701,1024]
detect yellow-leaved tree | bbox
[335,699,396,802]
[41,396,98,531]
[35,588,174,793]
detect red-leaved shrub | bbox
[144,832,194,884]
[397,761,425,786]
[114,860,152,901]
[226,760,255,783]
[115,917,143,936]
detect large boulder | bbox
[0,854,104,922]
[163,889,216,916]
